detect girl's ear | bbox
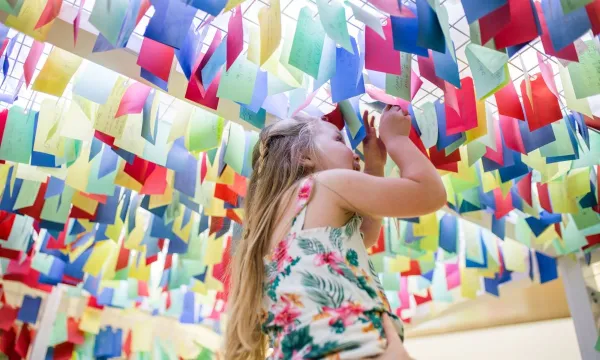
[300,153,317,171]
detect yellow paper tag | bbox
[72,192,99,215]
[32,49,82,96]
[83,241,117,277]
[567,167,591,198]
[114,114,146,156]
[385,256,411,273]
[66,145,92,192]
[258,0,282,65]
[503,238,527,272]
[460,268,479,299]
[93,77,129,138]
[548,180,578,214]
[105,217,124,242]
[125,225,145,251]
[204,235,224,265]
[219,166,236,185]
[34,99,66,156]
[79,307,103,334]
[413,213,438,237]
[128,255,151,281]
[5,0,54,41]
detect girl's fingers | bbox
[370,115,375,128]
[363,110,371,135]
[381,314,399,342]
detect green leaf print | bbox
[261,312,276,333]
[357,276,379,299]
[330,318,346,334]
[344,216,360,237]
[345,249,359,267]
[307,340,361,358]
[301,272,345,308]
[282,257,301,277]
[330,262,379,300]
[368,259,378,278]
[281,326,313,358]
[329,228,343,250]
[297,237,326,255]
[267,276,281,302]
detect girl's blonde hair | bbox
[224,115,320,359]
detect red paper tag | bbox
[495,81,525,120]
[536,182,553,213]
[494,0,538,49]
[445,78,478,135]
[493,188,513,219]
[587,0,600,35]
[516,172,533,206]
[479,3,511,45]
[521,74,563,131]
[499,115,526,154]
[323,104,345,131]
[140,165,168,195]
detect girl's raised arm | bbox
[317,106,446,219]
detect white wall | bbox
[404,318,582,360]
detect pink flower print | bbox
[273,237,293,271]
[291,347,312,360]
[294,181,312,213]
[298,180,312,200]
[314,251,344,274]
[273,303,301,328]
[341,301,367,316]
[326,302,366,327]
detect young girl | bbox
[225,105,446,359]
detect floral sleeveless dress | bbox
[261,176,404,359]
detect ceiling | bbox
[0,0,588,123]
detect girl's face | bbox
[312,121,360,171]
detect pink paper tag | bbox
[73,0,85,46]
[536,52,558,99]
[115,82,153,118]
[365,20,401,75]
[410,70,423,100]
[368,0,414,17]
[366,85,410,111]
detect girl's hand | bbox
[379,105,412,145]
[362,110,387,174]
[373,314,412,360]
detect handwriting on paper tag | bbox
[93,77,129,138]
[574,38,589,54]
[258,0,281,65]
[34,99,65,156]
[386,52,412,101]
[415,102,438,149]
[289,7,326,79]
[316,0,353,54]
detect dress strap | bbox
[289,175,315,233]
